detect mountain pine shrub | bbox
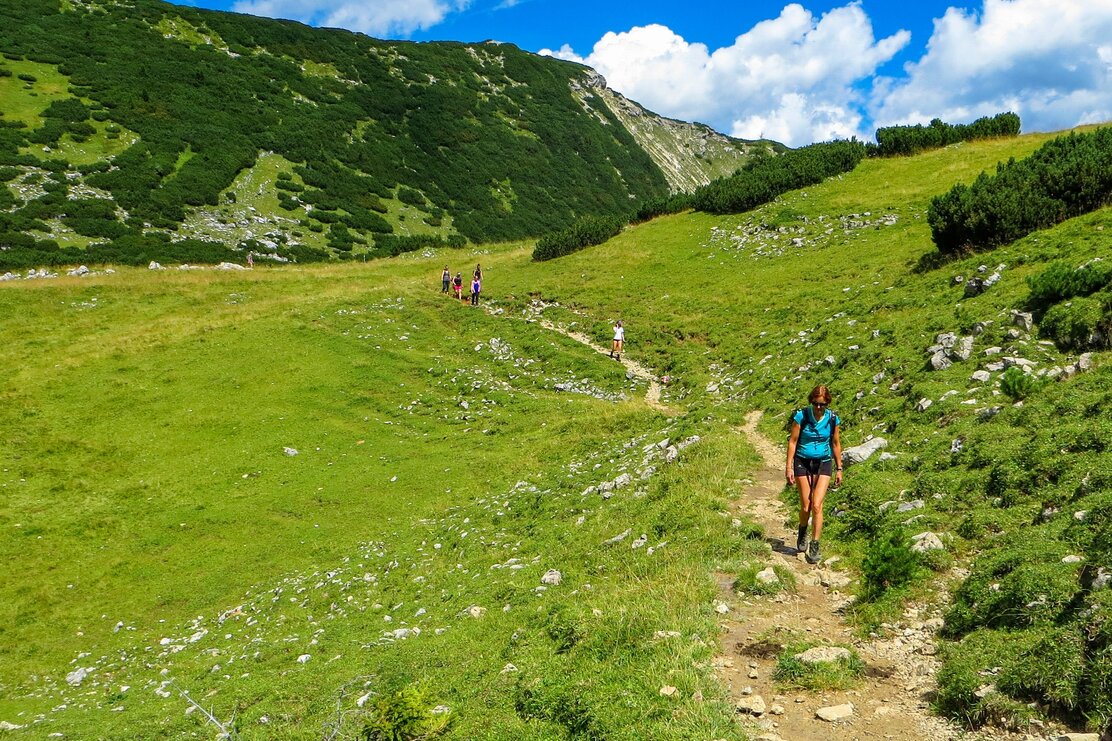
[860,529,920,602]
[532,215,623,261]
[691,139,865,215]
[929,127,1112,255]
[872,112,1020,157]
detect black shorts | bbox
[793,457,833,477]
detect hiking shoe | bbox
[805,540,821,564]
[796,526,808,553]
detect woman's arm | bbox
[786,423,800,484]
[832,422,843,484]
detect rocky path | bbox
[716,411,1001,741]
[489,301,676,414]
[533,317,676,414]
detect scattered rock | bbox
[464,605,486,618]
[735,695,767,716]
[842,437,887,467]
[795,646,851,664]
[971,370,991,383]
[66,667,89,686]
[915,398,932,412]
[754,567,779,586]
[283,447,298,456]
[659,685,678,697]
[540,570,562,586]
[910,532,945,552]
[296,654,311,663]
[896,500,924,513]
[815,703,854,721]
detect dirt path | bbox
[533,317,676,414]
[716,411,997,741]
[488,301,676,414]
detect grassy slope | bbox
[1,127,1110,737]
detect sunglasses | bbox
[811,402,828,408]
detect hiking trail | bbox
[717,411,1017,741]
[487,301,676,414]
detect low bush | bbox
[532,214,623,262]
[1026,260,1112,316]
[514,676,604,739]
[928,127,1112,255]
[1040,296,1110,351]
[691,139,866,215]
[999,367,1049,401]
[860,529,920,602]
[871,113,1021,157]
[361,682,450,741]
[997,626,1085,711]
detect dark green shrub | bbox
[1082,646,1112,732]
[396,185,426,207]
[692,139,865,215]
[861,529,920,601]
[361,682,450,741]
[532,214,622,261]
[1040,296,1110,351]
[935,629,1033,727]
[513,677,603,739]
[999,367,1048,401]
[873,113,1021,157]
[945,547,1077,636]
[929,128,1112,255]
[1027,260,1112,316]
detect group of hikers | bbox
[441,264,483,305]
[433,265,841,565]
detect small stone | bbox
[464,605,486,618]
[659,685,678,697]
[296,654,311,664]
[795,646,851,664]
[755,567,779,586]
[540,569,562,585]
[283,447,298,456]
[815,703,854,721]
[66,667,89,686]
[915,398,932,412]
[769,704,785,715]
[748,668,759,679]
[910,532,944,552]
[715,602,730,614]
[1062,555,1083,564]
[736,695,767,716]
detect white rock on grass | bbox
[910,532,945,553]
[916,398,932,412]
[66,667,89,686]
[842,437,887,467]
[540,570,562,586]
[816,703,854,722]
[297,654,311,663]
[755,567,779,586]
[0,721,25,730]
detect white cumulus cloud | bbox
[541,3,909,147]
[870,0,1112,134]
[231,0,472,37]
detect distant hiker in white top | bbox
[441,266,451,293]
[610,320,624,361]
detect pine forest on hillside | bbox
[0,0,773,269]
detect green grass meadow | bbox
[2,126,1112,737]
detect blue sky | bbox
[175,0,1112,146]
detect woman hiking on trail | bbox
[786,385,842,564]
[609,320,624,360]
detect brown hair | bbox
[808,385,832,404]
